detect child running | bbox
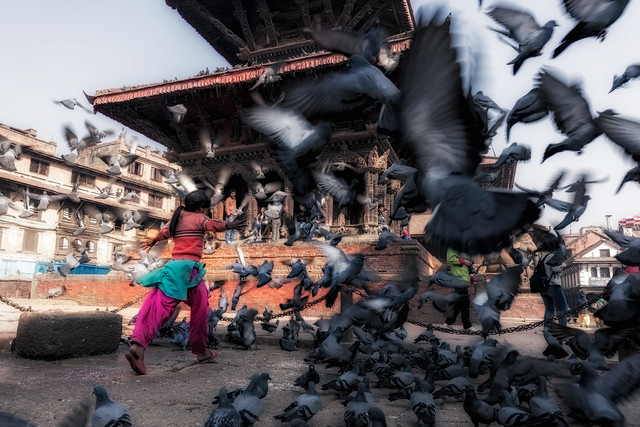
[125,190,246,375]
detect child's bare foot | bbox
[197,349,219,364]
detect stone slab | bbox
[14,311,122,359]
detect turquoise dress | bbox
[136,259,206,301]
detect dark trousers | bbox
[445,294,472,329]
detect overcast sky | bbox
[0,0,638,233]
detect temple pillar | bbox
[363,170,378,228]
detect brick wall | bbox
[0,278,32,298]
[33,274,147,307]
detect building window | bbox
[86,241,95,254]
[58,237,69,250]
[128,161,143,176]
[22,229,39,252]
[61,207,72,221]
[148,194,163,209]
[71,170,95,186]
[599,249,611,257]
[590,267,598,277]
[29,159,50,175]
[600,267,610,278]
[151,167,164,182]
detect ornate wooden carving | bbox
[345,0,375,30]
[322,0,335,27]
[295,0,312,28]
[336,143,367,168]
[337,0,357,29]
[256,0,278,47]
[183,0,247,49]
[231,0,256,50]
[115,105,178,152]
[359,0,392,32]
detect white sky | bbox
[0,0,638,232]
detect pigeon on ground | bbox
[47,285,67,298]
[280,320,300,352]
[610,63,640,92]
[295,364,321,389]
[497,389,553,426]
[206,387,241,427]
[553,0,631,58]
[232,373,270,425]
[409,376,436,426]
[273,381,322,423]
[0,411,37,426]
[565,352,640,426]
[528,376,569,427]
[486,5,557,74]
[463,384,497,427]
[344,382,373,427]
[91,385,132,427]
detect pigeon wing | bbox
[595,112,640,162]
[487,7,541,44]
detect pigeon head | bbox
[92,385,112,403]
[543,20,558,29]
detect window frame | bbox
[22,229,39,253]
[29,158,50,176]
[148,193,163,209]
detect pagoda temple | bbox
[86,0,518,318]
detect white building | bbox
[0,124,178,277]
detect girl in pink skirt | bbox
[126,190,246,375]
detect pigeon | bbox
[317,243,381,308]
[295,364,321,389]
[232,373,269,425]
[492,142,531,169]
[99,138,138,175]
[244,105,331,196]
[537,70,602,162]
[497,389,553,426]
[610,63,640,92]
[514,170,566,207]
[198,127,222,159]
[312,170,358,213]
[46,285,67,298]
[0,192,17,216]
[473,91,504,112]
[344,382,373,427]
[463,385,497,427]
[486,5,557,74]
[528,376,569,427]
[377,159,417,185]
[505,88,549,141]
[0,139,23,171]
[0,411,37,426]
[316,227,343,247]
[602,229,640,267]
[273,381,322,423]
[552,177,591,231]
[409,376,436,426]
[375,227,401,250]
[280,321,300,352]
[565,352,640,425]
[58,253,80,277]
[54,97,92,112]
[167,103,187,124]
[307,20,382,63]
[91,385,132,427]
[206,387,241,427]
[284,54,401,131]
[553,0,631,58]
[594,110,640,193]
[468,338,500,378]
[399,13,539,255]
[250,62,283,90]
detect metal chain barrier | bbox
[0,295,33,312]
[407,291,608,336]
[110,290,152,314]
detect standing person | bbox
[538,241,569,326]
[224,189,237,244]
[443,247,477,331]
[378,204,387,228]
[125,190,246,375]
[252,206,268,242]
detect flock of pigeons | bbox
[5,0,640,426]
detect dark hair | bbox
[229,189,237,194]
[378,204,385,209]
[169,190,210,236]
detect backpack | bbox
[530,254,551,293]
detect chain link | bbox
[110,290,152,314]
[0,295,33,312]
[407,291,608,335]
